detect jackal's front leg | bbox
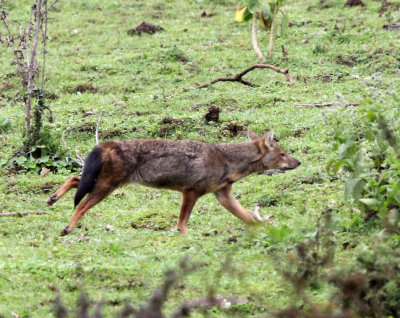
[177,189,199,235]
[47,176,80,206]
[215,185,271,224]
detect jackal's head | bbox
[248,130,301,171]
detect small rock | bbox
[40,167,50,176]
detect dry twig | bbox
[295,102,360,107]
[197,63,294,89]
[95,110,103,145]
[0,211,49,217]
[61,126,85,167]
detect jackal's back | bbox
[100,139,227,192]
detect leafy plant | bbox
[6,126,80,173]
[235,0,287,60]
[328,75,400,231]
[331,239,400,318]
[275,210,335,296]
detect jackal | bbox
[48,130,301,236]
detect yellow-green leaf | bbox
[236,6,246,22]
[235,6,252,22]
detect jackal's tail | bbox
[74,146,103,207]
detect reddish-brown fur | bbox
[48,130,301,236]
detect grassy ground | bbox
[0,0,399,316]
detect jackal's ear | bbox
[263,130,275,148]
[248,130,260,141]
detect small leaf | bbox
[247,0,259,13]
[260,3,273,28]
[359,198,380,210]
[392,188,400,205]
[15,156,27,166]
[345,177,366,202]
[261,2,271,17]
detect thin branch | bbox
[74,147,85,165]
[268,5,278,58]
[49,0,58,10]
[251,15,265,63]
[0,211,49,217]
[62,125,85,167]
[41,0,48,90]
[295,102,360,107]
[281,44,288,60]
[25,0,43,130]
[197,63,294,89]
[95,110,103,145]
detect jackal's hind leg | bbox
[177,189,199,235]
[47,176,81,206]
[215,184,262,224]
[60,185,114,236]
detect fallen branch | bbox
[383,24,400,31]
[197,63,294,89]
[295,102,360,107]
[0,211,49,217]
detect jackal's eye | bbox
[280,153,285,157]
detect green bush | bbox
[328,74,400,231]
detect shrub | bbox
[328,73,400,231]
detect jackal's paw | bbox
[60,227,70,236]
[169,226,179,233]
[47,194,58,206]
[250,206,275,223]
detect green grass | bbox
[0,0,399,316]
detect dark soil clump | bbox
[345,0,365,6]
[127,22,164,35]
[199,10,216,18]
[204,105,220,122]
[74,84,98,93]
[224,122,245,137]
[335,55,357,67]
[42,183,55,193]
[160,117,184,126]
